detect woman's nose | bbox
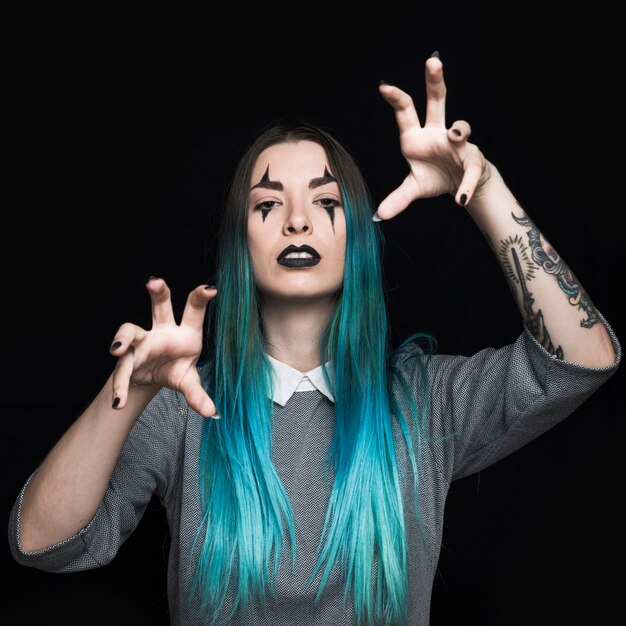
[283,205,312,234]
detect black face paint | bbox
[324,202,335,232]
[251,165,283,191]
[251,165,284,223]
[259,165,270,186]
[319,167,337,232]
[251,165,339,228]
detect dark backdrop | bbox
[4,4,625,625]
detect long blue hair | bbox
[190,123,436,625]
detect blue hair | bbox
[189,123,437,625]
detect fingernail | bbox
[212,411,221,420]
[452,128,462,136]
[430,50,440,59]
[372,211,383,222]
[204,284,217,290]
[112,397,121,409]
[148,276,159,282]
[111,341,122,350]
[379,80,387,85]
[460,193,468,206]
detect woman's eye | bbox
[255,200,280,222]
[255,200,279,211]
[316,198,340,209]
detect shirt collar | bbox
[265,352,335,406]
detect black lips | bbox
[277,244,321,261]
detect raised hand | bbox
[375,52,492,220]
[109,277,218,418]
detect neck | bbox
[260,294,337,372]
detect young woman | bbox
[9,53,620,626]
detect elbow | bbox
[582,328,619,369]
[18,522,51,554]
[560,321,620,369]
[15,507,57,554]
[594,345,618,369]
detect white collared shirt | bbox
[265,352,335,406]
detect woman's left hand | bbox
[375,52,492,220]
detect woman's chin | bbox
[259,285,341,304]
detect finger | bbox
[180,284,218,329]
[110,322,147,356]
[111,347,135,409]
[378,84,421,133]
[424,54,446,127]
[147,277,175,326]
[454,148,486,207]
[179,369,219,418]
[448,120,472,143]
[375,174,421,221]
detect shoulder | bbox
[387,334,439,404]
[389,333,438,376]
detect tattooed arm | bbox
[375,54,615,368]
[468,161,616,368]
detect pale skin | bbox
[247,141,347,372]
[18,54,615,553]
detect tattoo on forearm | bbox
[511,210,599,328]
[498,233,564,359]
[499,235,538,287]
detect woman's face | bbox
[247,140,346,302]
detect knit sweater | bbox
[8,312,621,625]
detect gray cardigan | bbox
[8,312,621,625]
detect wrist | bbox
[464,161,513,217]
[463,162,525,238]
[467,160,498,207]
[129,379,158,389]
[128,380,162,398]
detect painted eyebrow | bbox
[250,165,337,193]
[309,166,337,190]
[250,165,283,192]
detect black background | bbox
[3,4,625,624]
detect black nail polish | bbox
[460,193,468,206]
[380,80,387,85]
[452,128,462,136]
[204,284,217,290]
[111,341,122,350]
[112,397,121,408]
[430,50,440,59]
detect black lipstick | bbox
[277,244,321,268]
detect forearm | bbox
[466,161,616,368]
[19,374,161,552]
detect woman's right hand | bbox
[109,277,219,418]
